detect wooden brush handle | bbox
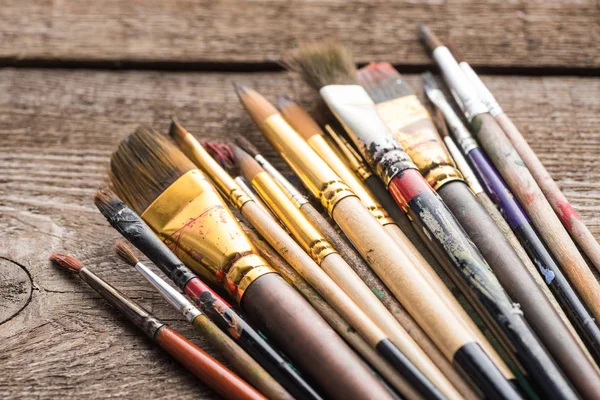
[191,314,292,400]
[495,112,600,273]
[439,179,600,397]
[475,191,590,358]
[472,113,600,323]
[301,197,477,398]
[383,222,512,379]
[241,273,394,400]
[331,196,473,358]
[240,220,422,400]
[154,325,266,400]
[320,252,462,400]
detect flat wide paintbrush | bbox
[233,82,517,399]
[114,242,294,400]
[49,252,265,400]
[359,61,591,397]
[276,95,510,376]
[110,126,392,400]
[424,74,600,397]
[419,25,600,351]
[451,45,600,275]
[232,145,450,400]
[94,191,320,400]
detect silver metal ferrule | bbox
[135,262,201,322]
[425,87,479,155]
[443,136,484,195]
[460,62,504,117]
[255,154,309,208]
[432,46,488,121]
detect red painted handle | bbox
[154,326,266,400]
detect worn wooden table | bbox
[1,1,599,398]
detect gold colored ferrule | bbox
[252,172,336,265]
[173,131,252,210]
[375,95,464,190]
[261,114,356,215]
[307,134,394,227]
[324,124,373,182]
[141,169,275,302]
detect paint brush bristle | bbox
[421,72,442,96]
[93,189,126,218]
[231,145,264,182]
[234,136,260,158]
[204,142,238,176]
[357,63,414,103]
[277,95,324,141]
[49,252,83,273]
[418,24,444,54]
[110,125,195,214]
[233,83,278,126]
[168,117,189,142]
[115,241,139,267]
[284,41,357,89]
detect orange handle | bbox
[155,326,266,400]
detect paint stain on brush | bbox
[370,288,385,299]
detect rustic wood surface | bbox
[1,0,599,68]
[1,1,599,398]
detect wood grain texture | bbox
[0,0,598,68]
[0,69,599,398]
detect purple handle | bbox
[467,148,529,229]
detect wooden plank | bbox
[0,69,599,398]
[0,0,598,68]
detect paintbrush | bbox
[419,26,600,353]
[203,142,278,221]
[237,129,478,399]
[276,94,512,376]
[110,126,393,400]
[232,144,451,400]
[95,191,322,400]
[49,252,265,400]
[283,40,587,399]
[424,73,600,398]
[449,44,600,276]
[238,219,423,400]
[114,241,295,400]
[359,61,590,396]
[233,81,517,399]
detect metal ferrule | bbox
[319,85,417,186]
[460,62,504,117]
[79,268,164,339]
[324,124,373,182]
[443,136,484,195]
[252,171,336,265]
[174,131,252,210]
[261,113,356,215]
[426,89,480,155]
[375,94,463,190]
[135,262,202,323]
[141,169,275,302]
[307,134,393,226]
[432,46,488,121]
[255,154,309,208]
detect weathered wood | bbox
[0,69,599,398]
[0,0,598,68]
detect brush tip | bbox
[168,117,187,141]
[115,241,139,266]
[418,24,443,53]
[276,94,295,110]
[49,252,83,273]
[94,189,125,218]
[231,144,264,181]
[232,81,249,96]
[234,136,260,158]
